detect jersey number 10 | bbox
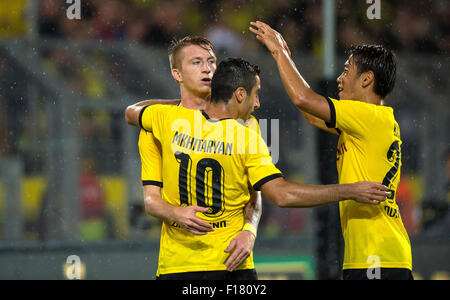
[175,151,225,217]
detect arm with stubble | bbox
[260,177,389,208]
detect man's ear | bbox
[234,87,247,104]
[361,70,375,88]
[172,68,182,83]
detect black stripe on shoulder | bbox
[142,180,163,188]
[325,97,337,129]
[253,173,284,191]
[201,110,210,120]
[139,105,150,129]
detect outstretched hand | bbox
[351,181,391,205]
[249,21,291,57]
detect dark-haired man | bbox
[137,57,390,280]
[250,21,413,280]
[125,36,262,275]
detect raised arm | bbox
[249,21,335,126]
[125,99,181,126]
[260,177,389,208]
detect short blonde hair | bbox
[168,36,215,70]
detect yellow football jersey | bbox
[326,97,412,270]
[140,105,282,275]
[138,116,261,187]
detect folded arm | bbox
[143,185,214,235]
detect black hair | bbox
[349,45,397,99]
[211,58,260,103]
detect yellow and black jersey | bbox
[139,104,282,275]
[326,97,412,271]
[138,115,261,188]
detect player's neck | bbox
[204,102,237,120]
[359,91,383,106]
[180,89,210,110]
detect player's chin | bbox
[198,85,212,93]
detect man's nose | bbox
[202,63,211,73]
[254,99,260,110]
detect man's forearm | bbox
[135,99,180,107]
[244,192,262,226]
[243,189,262,236]
[282,181,348,208]
[272,49,314,108]
[143,188,177,223]
[272,47,331,122]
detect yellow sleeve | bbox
[325,97,378,139]
[138,129,163,187]
[139,105,153,132]
[139,104,171,141]
[245,129,283,191]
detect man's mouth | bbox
[201,78,212,84]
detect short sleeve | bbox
[139,104,172,141]
[138,129,163,187]
[325,97,379,139]
[245,130,283,191]
[139,105,151,131]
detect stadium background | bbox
[0,0,448,280]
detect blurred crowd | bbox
[37,0,450,55]
[1,0,448,242]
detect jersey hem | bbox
[157,264,255,276]
[142,180,163,187]
[253,173,284,191]
[343,262,412,271]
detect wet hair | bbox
[168,36,215,70]
[211,58,261,104]
[349,45,397,99]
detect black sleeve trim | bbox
[139,105,150,129]
[142,180,163,187]
[325,97,337,129]
[253,173,284,191]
